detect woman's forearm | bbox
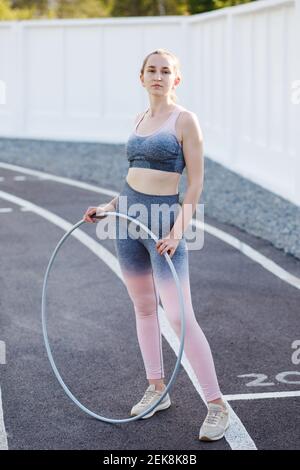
[169,185,202,240]
[99,194,119,210]
[109,194,119,208]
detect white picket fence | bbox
[0,0,299,205]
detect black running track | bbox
[0,165,299,451]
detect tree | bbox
[0,0,258,20]
[110,0,187,17]
[187,0,257,14]
[55,0,109,18]
[0,0,35,19]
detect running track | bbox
[0,162,299,450]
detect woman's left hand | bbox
[156,235,180,258]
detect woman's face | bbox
[141,54,180,98]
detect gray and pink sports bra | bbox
[126,105,186,174]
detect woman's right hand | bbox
[83,205,111,223]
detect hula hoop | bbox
[41,211,186,424]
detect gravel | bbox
[0,136,299,260]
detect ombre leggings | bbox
[113,180,222,403]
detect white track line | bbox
[159,313,256,450]
[0,162,299,291]
[13,176,27,181]
[0,340,5,365]
[0,386,8,450]
[1,163,299,447]
[192,219,300,290]
[0,163,117,196]
[0,208,12,213]
[225,390,300,401]
[0,189,257,450]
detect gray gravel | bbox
[0,136,299,260]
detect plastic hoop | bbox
[41,211,186,423]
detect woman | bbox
[84,49,230,442]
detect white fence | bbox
[0,0,299,205]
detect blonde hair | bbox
[140,49,181,103]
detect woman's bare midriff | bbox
[126,168,180,196]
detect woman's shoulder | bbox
[176,105,199,128]
[177,104,197,118]
[176,106,203,142]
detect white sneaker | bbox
[199,402,230,441]
[130,384,171,419]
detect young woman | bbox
[84,49,230,442]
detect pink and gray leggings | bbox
[113,180,222,403]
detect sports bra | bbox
[125,105,186,174]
